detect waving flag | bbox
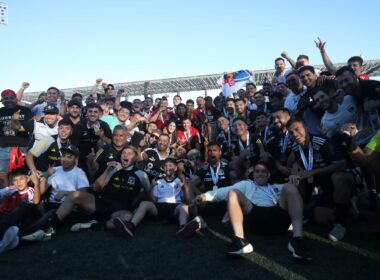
[219,70,254,98]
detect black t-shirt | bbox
[34,138,70,171]
[358,79,380,115]
[62,116,86,147]
[94,145,123,178]
[102,167,150,207]
[233,133,266,164]
[292,135,345,171]
[266,131,293,165]
[195,160,231,192]
[215,129,237,160]
[142,148,167,181]
[0,105,33,147]
[79,120,112,158]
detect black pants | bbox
[0,203,60,239]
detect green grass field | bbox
[1,204,380,280]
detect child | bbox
[113,158,200,238]
[0,168,40,219]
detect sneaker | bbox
[70,220,98,232]
[113,218,135,237]
[226,236,254,256]
[0,226,19,254]
[46,226,57,236]
[21,230,51,242]
[176,216,201,239]
[288,237,311,260]
[328,224,346,242]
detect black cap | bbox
[60,144,79,156]
[43,104,59,115]
[68,99,83,108]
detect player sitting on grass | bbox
[112,157,199,238]
[196,162,310,260]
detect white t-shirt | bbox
[204,180,285,207]
[48,166,89,203]
[152,177,183,203]
[321,95,371,144]
[284,86,307,113]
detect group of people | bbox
[0,39,379,261]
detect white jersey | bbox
[33,119,59,146]
[204,180,285,207]
[48,166,89,203]
[152,177,183,203]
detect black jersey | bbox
[292,135,345,170]
[102,167,150,207]
[142,148,168,180]
[233,133,266,164]
[195,160,231,192]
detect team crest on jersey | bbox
[128,176,135,185]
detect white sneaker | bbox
[0,226,19,254]
[328,224,346,242]
[71,220,98,232]
[21,230,52,242]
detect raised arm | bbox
[16,82,30,105]
[281,52,297,69]
[90,78,102,101]
[315,37,336,74]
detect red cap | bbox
[1,89,16,98]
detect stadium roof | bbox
[24,59,380,101]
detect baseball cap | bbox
[68,99,83,108]
[1,89,16,98]
[43,104,59,115]
[60,144,79,157]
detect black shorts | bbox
[93,194,132,220]
[199,201,227,217]
[155,203,180,220]
[245,204,291,235]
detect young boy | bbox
[113,158,198,238]
[0,168,40,219]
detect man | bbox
[189,142,231,194]
[63,99,85,147]
[26,119,73,175]
[0,89,33,185]
[196,162,310,260]
[141,134,171,181]
[78,103,112,174]
[287,118,355,241]
[266,108,293,182]
[235,98,252,128]
[12,104,60,148]
[312,86,372,144]
[173,95,182,112]
[315,38,370,80]
[284,71,308,114]
[101,105,132,132]
[186,99,195,119]
[87,125,129,182]
[233,118,266,164]
[272,57,290,85]
[294,67,323,135]
[253,112,273,144]
[269,91,285,112]
[32,87,66,117]
[149,98,173,129]
[215,115,236,160]
[335,66,380,119]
